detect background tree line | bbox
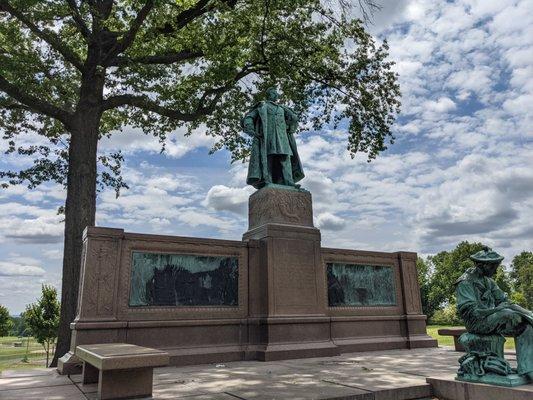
[417,241,533,325]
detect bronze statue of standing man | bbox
[242,87,304,189]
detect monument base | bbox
[428,376,533,400]
[246,341,340,362]
[57,351,82,375]
[457,373,532,387]
[243,188,340,360]
[59,186,435,374]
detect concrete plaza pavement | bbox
[0,346,530,399]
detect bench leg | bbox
[98,367,153,400]
[82,362,99,384]
[453,336,466,352]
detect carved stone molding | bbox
[397,252,423,315]
[77,236,120,320]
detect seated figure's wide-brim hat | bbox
[470,246,504,263]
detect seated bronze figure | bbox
[455,246,533,386]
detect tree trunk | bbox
[50,115,99,367]
[46,341,49,368]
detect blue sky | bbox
[1,0,532,314]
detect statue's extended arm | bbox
[242,108,259,137]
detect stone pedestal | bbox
[428,376,533,400]
[243,187,340,360]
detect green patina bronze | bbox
[327,263,397,307]
[455,246,533,386]
[242,88,304,189]
[129,252,238,307]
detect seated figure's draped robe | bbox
[456,268,533,375]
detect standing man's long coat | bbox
[242,101,304,188]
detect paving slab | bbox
[0,384,86,400]
[324,371,431,400]
[4,347,526,399]
[225,377,373,400]
[153,362,296,386]
[396,366,459,377]
[0,373,72,391]
[69,373,83,383]
[0,368,52,378]
[153,390,239,400]
[74,381,98,393]
[83,385,236,400]
[154,367,372,399]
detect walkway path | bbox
[0,346,527,399]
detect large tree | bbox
[0,0,400,366]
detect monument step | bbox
[427,375,533,400]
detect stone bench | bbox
[438,328,514,353]
[437,327,467,351]
[76,343,169,400]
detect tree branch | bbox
[102,64,266,119]
[0,0,84,70]
[172,0,211,31]
[151,0,237,36]
[66,0,91,38]
[0,99,31,111]
[0,74,71,123]
[101,94,203,121]
[102,0,155,65]
[110,50,204,66]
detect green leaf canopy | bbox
[1,0,400,190]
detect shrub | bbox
[429,303,463,326]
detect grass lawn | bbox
[426,325,516,350]
[0,336,50,372]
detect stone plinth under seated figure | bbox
[455,247,533,387]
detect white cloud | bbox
[1,0,533,313]
[447,68,492,97]
[424,97,457,113]
[43,249,63,260]
[0,262,46,277]
[316,212,347,231]
[203,185,254,215]
[0,212,64,244]
[177,209,236,232]
[99,125,216,159]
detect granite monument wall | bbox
[59,216,436,373]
